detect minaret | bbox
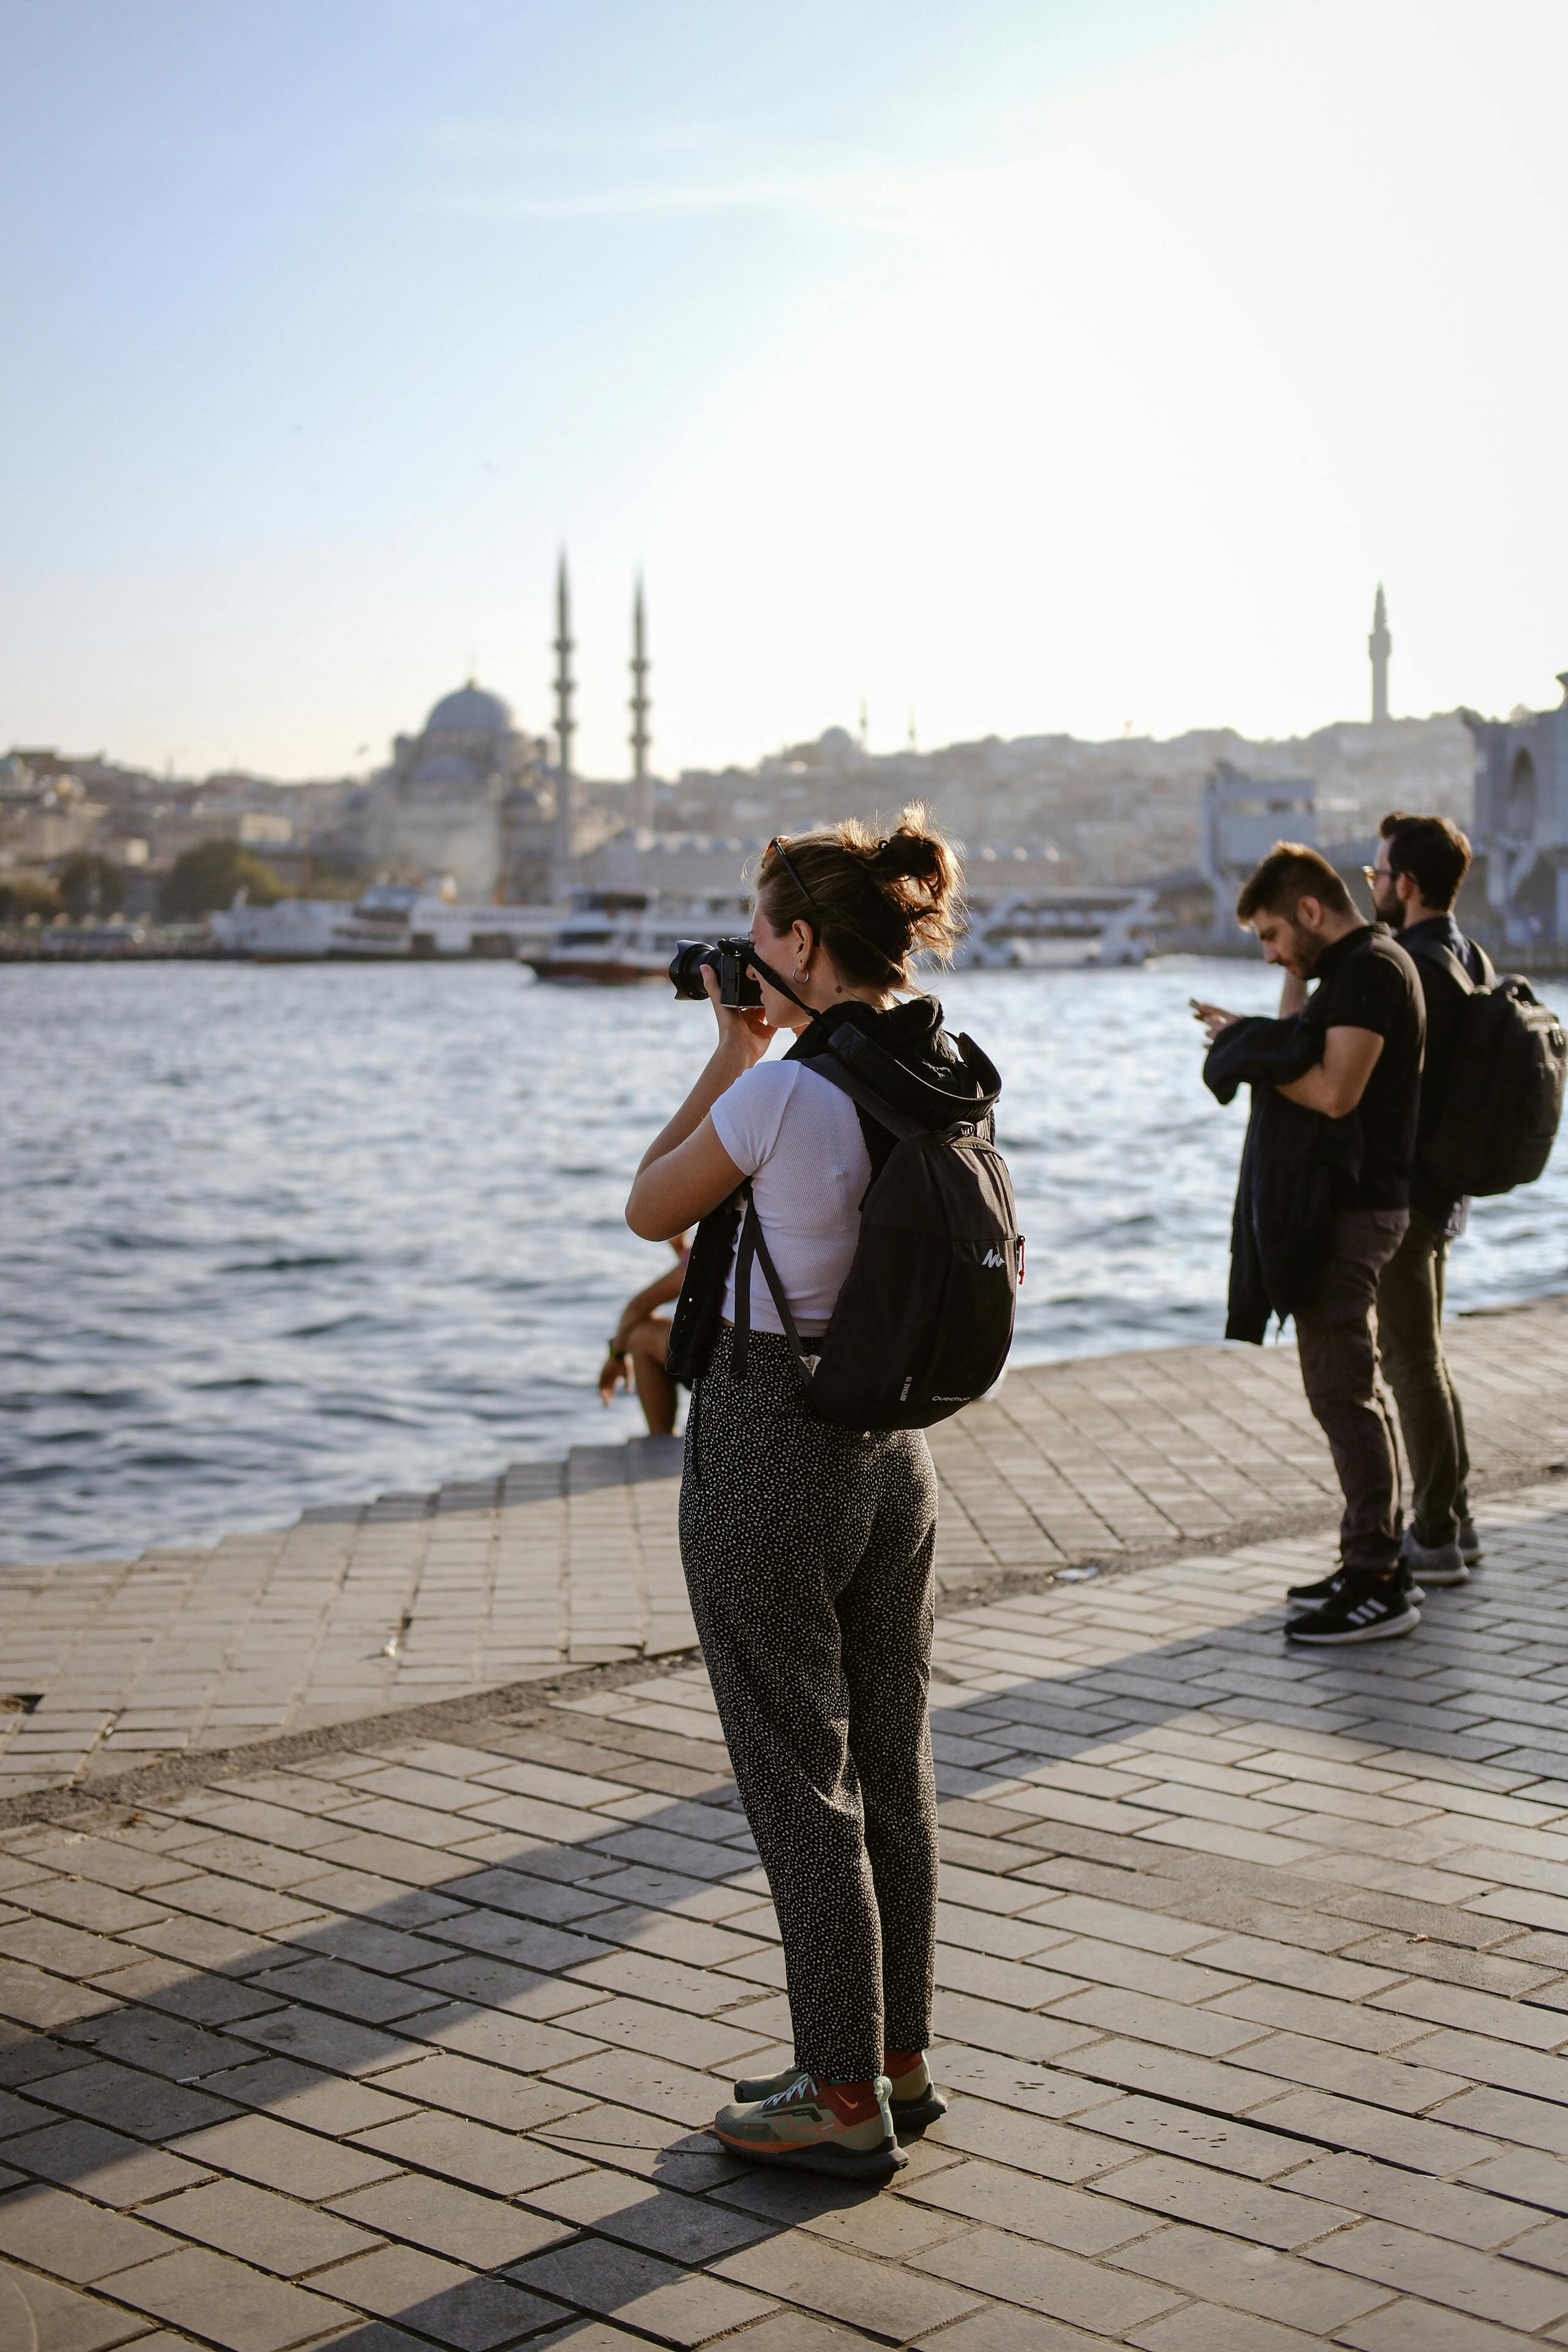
[1368,583,1391,725]
[552,551,575,890]
[629,573,652,832]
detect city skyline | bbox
[3,0,1567,780]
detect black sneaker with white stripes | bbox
[1286,1574,1420,1645]
[1286,1565,1422,1618]
[1286,1569,1343,1616]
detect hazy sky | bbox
[4,0,1566,780]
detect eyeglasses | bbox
[1362,864,1392,883]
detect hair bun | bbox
[755,802,962,984]
[869,824,944,890]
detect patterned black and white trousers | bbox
[679,1322,939,2082]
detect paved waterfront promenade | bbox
[4,1297,1568,1798]
[6,1464,1568,2345]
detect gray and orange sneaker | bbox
[733,2052,947,2139]
[712,2068,907,2182]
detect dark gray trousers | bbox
[679,1325,939,2083]
[1377,1209,1471,1547]
[1294,1208,1410,1575]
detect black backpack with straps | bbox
[703,1019,1022,1432]
[1405,935,1567,1197]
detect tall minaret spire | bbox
[552,551,575,891]
[630,573,652,833]
[1368,582,1391,725]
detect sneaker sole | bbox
[712,2128,908,2182]
[1287,1605,1421,1645]
[1410,1564,1469,1586]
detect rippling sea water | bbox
[5,956,1564,1560]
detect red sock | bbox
[821,2078,880,2121]
[883,2049,922,2075]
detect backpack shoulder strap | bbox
[1404,933,1479,997]
[730,1188,813,1389]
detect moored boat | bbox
[527,889,750,984]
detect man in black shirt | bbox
[1366,812,1486,1589]
[1196,843,1424,1643]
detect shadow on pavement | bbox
[0,1559,1518,2346]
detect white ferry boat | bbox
[954,886,1157,970]
[210,883,564,963]
[527,891,751,985]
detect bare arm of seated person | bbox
[1276,1024,1383,1120]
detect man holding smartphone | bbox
[1196,843,1425,1645]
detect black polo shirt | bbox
[1303,923,1424,1211]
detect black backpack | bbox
[1406,938,1567,1197]
[669,1020,1021,1431]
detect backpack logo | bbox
[980,1246,1007,1268]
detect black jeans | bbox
[1294,1209,1409,1575]
[1377,1209,1471,1547]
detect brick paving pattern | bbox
[4,1477,1568,2342]
[5,1297,1568,1793]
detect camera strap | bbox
[743,948,815,1017]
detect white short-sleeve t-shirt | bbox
[709,1060,872,1336]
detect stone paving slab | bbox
[5,1298,1568,1794]
[2,1482,1568,2343]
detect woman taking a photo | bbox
[625,810,1000,2183]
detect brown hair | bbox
[1235,841,1355,924]
[1380,810,1471,912]
[756,805,962,988]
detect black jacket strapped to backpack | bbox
[1204,1012,1363,1344]
[665,987,1020,1431]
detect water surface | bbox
[4,958,1562,1558]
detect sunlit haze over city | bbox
[5,0,1567,778]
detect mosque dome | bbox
[424,682,513,736]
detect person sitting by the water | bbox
[597,1236,689,1435]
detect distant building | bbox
[0,752,104,871]
[1200,763,1318,930]
[1369,584,1392,724]
[1464,671,1568,951]
[351,683,553,901]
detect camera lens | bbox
[669,941,716,1000]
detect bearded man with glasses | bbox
[1363,813,1488,1588]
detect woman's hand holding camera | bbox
[703,960,772,1063]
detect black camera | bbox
[668,938,763,1009]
